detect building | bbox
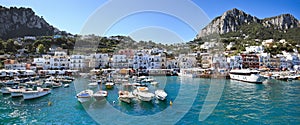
[111,55,129,69]
[241,54,259,69]
[227,55,243,69]
[178,54,197,69]
[201,53,213,69]
[69,55,85,70]
[49,51,69,70]
[88,53,109,68]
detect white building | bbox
[177,54,197,69]
[49,51,69,70]
[33,58,45,70]
[88,53,109,68]
[112,55,129,69]
[133,52,149,70]
[245,46,264,53]
[42,55,51,70]
[70,55,85,70]
[227,55,243,69]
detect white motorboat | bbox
[150,81,159,86]
[23,87,51,100]
[1,87,11,94]
[93,90,108,101]
[9,86,27,97]
[76,89,93,103]
[229,69,264,83]
[88,82,98,88]
[118,91,135,103]
[64,84,70,88]
[133,87,154,102]
[155,89,167,101]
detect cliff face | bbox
[0,6,60,39]
[198,8,299,38]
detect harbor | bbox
[0,75,299,124]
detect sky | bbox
[0,0,299,43]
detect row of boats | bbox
[76,75,167,104]
[0,76,75,99]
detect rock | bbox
[198,8,299,38]
[0,6,61,39]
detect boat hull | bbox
[23,89,51,100]
[229,74,264,83]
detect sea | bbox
[1,76,300,125]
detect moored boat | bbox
[1,87,12,94]
[118,91,135,103]
[9,86,26,97]
[76,89,93,103]
[229,69,264,83]
[133,86,154,102]
[23,87,51,100]
[105,82,114,89]
[154,89,167,101]
[93,90,108,101]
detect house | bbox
[111,55,128,69]
[88,53,109,68]
[227,55,243,69]
[241,54,259,69]
[69,55,85,70]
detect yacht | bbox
[229,69,264,83]
[76,89,93,103]
[23,87,51,100]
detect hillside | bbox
[197,8,300,41]
[0,6,64,40]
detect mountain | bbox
[0,6,61,40]
[198,8,299,38]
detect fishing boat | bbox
[23,87,51,100]
[229,69,264,83]
[118,91,135,103]
[155,89,167,101]
[105,82,114,89]
[133,86,154,102]
[93,90,108,101]
[76,89,93,103]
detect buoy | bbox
[48,101,52,106]
[170,100,173,106]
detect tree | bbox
[37,44,45,54]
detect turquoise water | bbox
[1,77,300,124]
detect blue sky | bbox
[0,0,299,43]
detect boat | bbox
[1,87,11,94]
[105,82,114,89]
[9,86,26,97]
[23,87,51,100]
[150,81,159,86]
[76,89,93,103]
[155,89,167,101]
[118,91,135,103]
[52,82,62,88]
[133,87,154,102]
[88,82,98,88]
[229,69,264,83]
[93,90,108,101]
[64,84,70,88]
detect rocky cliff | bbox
[198,8,299,38]
[0,6,60,39]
